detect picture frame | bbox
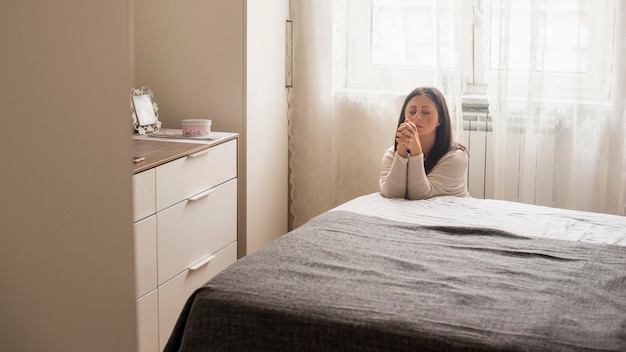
[131,87,162,135]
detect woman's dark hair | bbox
[394,86,466,174]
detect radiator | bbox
[461,103,554,206]
[461,101,494,200]
[459,102,626,214]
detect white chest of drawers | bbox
[132,133,238,351]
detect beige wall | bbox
[134,0,248,256]
[134,0,289,257]
[133,0,245,134]
[0,1,137,351]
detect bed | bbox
[164,193,626,352]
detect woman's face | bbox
[404,95,439,136]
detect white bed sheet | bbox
[332,193,626,246]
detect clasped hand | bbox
[396,122,421,157]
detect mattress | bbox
[332,193,626,246]
[164,194,626,352]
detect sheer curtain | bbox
[288,0,625,229]
[288,0,468,228]
[484,0,626,216]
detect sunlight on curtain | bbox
[483,0,626,215]
[288,0,469,228]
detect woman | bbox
[379,87,469,199]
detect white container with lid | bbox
[181,119,212,137]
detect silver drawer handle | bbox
[189,255,216,271]
[188,188,215,201]
[189,149,210,158]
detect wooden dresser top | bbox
[132,132,238,174]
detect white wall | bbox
[0,1,137,351]
[246,0,290,253]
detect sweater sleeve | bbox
[379,146,408,198]
[379,146,469,200]
[406,148,469,200]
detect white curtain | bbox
[288,0,468,228]
[484,0,626,216]
[288,0,625,229]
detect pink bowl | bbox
[182,119,212,137]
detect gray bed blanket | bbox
[165,210,626,352]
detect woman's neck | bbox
[420,132,436,159]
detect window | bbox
[338,0,472,92]
[338,0,616,100]
[479,0,615,99]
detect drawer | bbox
[134,215,157,299]
[157,178,237,285]
[136,289,158,352]
[156,139,237,211]
[158,242,237,350]
[133,169,156,222]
